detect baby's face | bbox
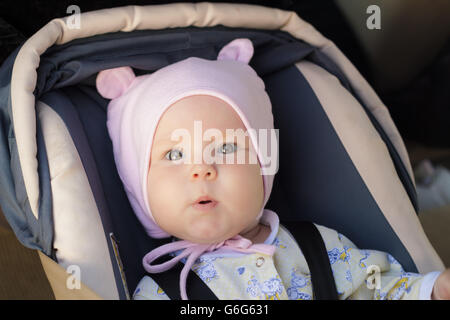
[147,95,264,244]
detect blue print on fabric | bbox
[387,254,405,273]
[328,248,340,264]
[341,246,351,262]
[388,276,412,300]
[359,250,370,268]
[246,275,284,300]
[193,257,219,283]
[272,237,287,249]
[156,286,166,296]
[290,269,309,288]
[287,268,312,300]
[328,247,351,265]
[287,289,312,300]
[375,290,388,300]
[345,269,352,283]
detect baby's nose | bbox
[190,164,217,181]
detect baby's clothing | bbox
[133,211,440,300]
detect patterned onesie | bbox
[133,211,440,300]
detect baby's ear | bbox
[96,66,136,99]
[217,38,254,64]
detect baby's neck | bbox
[240,223,271,244]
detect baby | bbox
[96,38,450,300]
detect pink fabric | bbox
[96,38,277,299]
[96,66,135,99]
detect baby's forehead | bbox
[163,94,240,118]
[154,94,247,138]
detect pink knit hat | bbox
[96,38,275,240]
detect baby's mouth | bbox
[192,196,218,211]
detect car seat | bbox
[0,2,445,299]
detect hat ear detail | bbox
[96,66,136,99]
[217,38,254,64]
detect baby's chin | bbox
[181,218,236,244]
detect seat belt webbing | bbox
[285,221,339,300]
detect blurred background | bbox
[1,0,449,299]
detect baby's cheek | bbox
[147,166,184,222]
[221,163,264,210]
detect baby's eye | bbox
[218,143,237,154]
[165,149,183,161]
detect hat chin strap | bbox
[142,234,275,300]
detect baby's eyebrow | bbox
[152,139,181,152]
[153,128,250,146]
[153,130,186,144]
[154,137,178,145]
